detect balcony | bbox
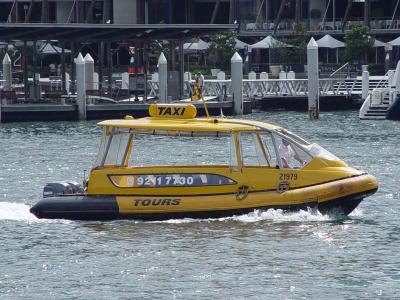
[239,18,400,37]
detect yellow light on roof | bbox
[149,103,197,119]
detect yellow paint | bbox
[114,174,377,214]
[86,106,379,216]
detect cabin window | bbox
[239,132,269,166]
[273,134,312,169]
[94,127,132,167]
[128,132,235,166]
[259,132,279,168]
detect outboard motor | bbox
[43,181,84,198]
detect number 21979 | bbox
[279,173,298,181]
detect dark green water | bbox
[0,111,399,299]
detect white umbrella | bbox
[39,43,71,55]
[235,38,250,50]
[316,34,345,64]
[373,39,386,48]
[183,39,209,52]
[316,34,345,48]
[251,35,293,49]
[389,36,400,46]
[373,39,386,64]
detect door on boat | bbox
[238,131,281,193]
[238,130,313,194]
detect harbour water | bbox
[0,110,399,299]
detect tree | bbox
[344,23,373,64]
[207,30,237,69]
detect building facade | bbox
[0,0,400,39]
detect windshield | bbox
[273,134,312,169]
[309,144,341,161]
[275,128,311,146]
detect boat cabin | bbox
[92,104,341,173]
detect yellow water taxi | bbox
[30,103,378,220]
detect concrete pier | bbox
[2,53,12,92]
[1,53,12,123]
[158,52,168,103]
[84,53,95,91]
[76,53,86,121]
[307,38,319,120]
[231,52,243,115]
[362,71,370,101]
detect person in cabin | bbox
[278,139,303,169]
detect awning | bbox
[235,38,250,50]
[389,36,400,46]
[183,39,209,51]
[251,35,293,49]
[39,43,71,54]
[373,39,386,48]
[316,34,345,48]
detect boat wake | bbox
[0,201,362,224]
[154,208,362,224]
[0,201,40,222]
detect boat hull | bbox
[30,174,378,221]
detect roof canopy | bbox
[98,118,259,133]
[182,39,209,52]
[251,35,293,49]
[389,36,400,46]
[0,23,238,42]
[235,38,250,50]
[316,34,345,48]
[39,43,71,54]
[373,39,386,48]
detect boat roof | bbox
[98,117,281,133]
[97,104,282,133]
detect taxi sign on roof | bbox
[149,103,197,119]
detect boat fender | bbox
[236,185,249,201]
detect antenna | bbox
[83,169,87,189]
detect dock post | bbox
[2,53,12,91]
[84,53,94,91]
[362,70,370,101]
[1,53,12,122]
[307,38,319,120]
[158,52,168,103]
[231,52,243,115]
[75,53,86,121]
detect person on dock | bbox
[191,72,204,101]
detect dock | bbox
[0,100,244,122]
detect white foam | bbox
[0,201,38,221]
[152,208,332,224]
[349,208,363,217]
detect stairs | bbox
[359,91,390,120]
